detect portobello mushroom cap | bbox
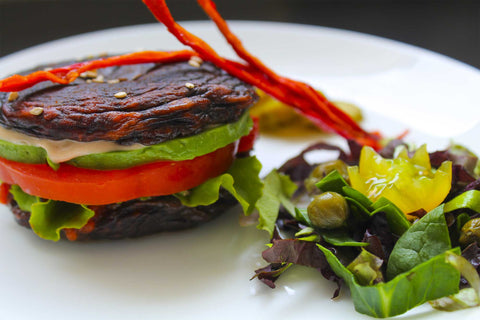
[0,60,257,145]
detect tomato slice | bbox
[0,143,237,205]
[0,183,10,204]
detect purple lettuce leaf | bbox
[253,263,291,289]
[257,239,343,296]
[465,179,480,192]
[461,242,480,288]
[430,147,479,197]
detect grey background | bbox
[0,0,479,69]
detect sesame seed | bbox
[98,51,108,57]
[80,70,98,79]
[114,91,127,99]
[191,56,203,64]
[188,56,203,67]
[188,60,201,68]
[107,79,120,84]
[7,92,19,102]
[86,79,93,84]
[185,82,195,89]
[43,67,53,72]
[29,107,44,115]
[92,75,105,83]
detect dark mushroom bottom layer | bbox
[8,191,237,241]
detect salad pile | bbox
[253,139,480,318]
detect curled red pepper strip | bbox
[142,0,381,149]
[0,50,196,92]
[199,0,377,145]
[142,1,335,129]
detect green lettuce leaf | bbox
[174,156,263,215]
[175,157,297,237]
[0,111,252,170]
[386,205,451,279]
[29,201,95,241]
[318,245,461,318]
[10,185,39,211]
[10,186,95,241]
[255,170,297,236]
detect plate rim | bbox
[1,20,479,77]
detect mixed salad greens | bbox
[253,139,480,318]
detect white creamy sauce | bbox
[0,125,146,163]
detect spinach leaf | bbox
[321,229,369,247]
[371,197,410,236]
[294,208,312,226]
[386,205,451,279]
[294,226,315,238]
[430,251,480,311]
[343,186,372,211]
[444,190,480,213]
[318,245,461,318]
[315,170,349,194]
[347,249,384,286]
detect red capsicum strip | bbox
[200,0,358,132]
[142,0,381,149]
[199,0,379,146]
[0,50,196,92]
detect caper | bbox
[307,191,349,229]
[459,218,480,246]
[304,160,349,194]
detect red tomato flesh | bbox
[0,143,237,205]
[0,183,10,204]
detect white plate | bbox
[0,21,479,320]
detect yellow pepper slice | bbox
[250,90,363,134]
[348,145,452,214]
